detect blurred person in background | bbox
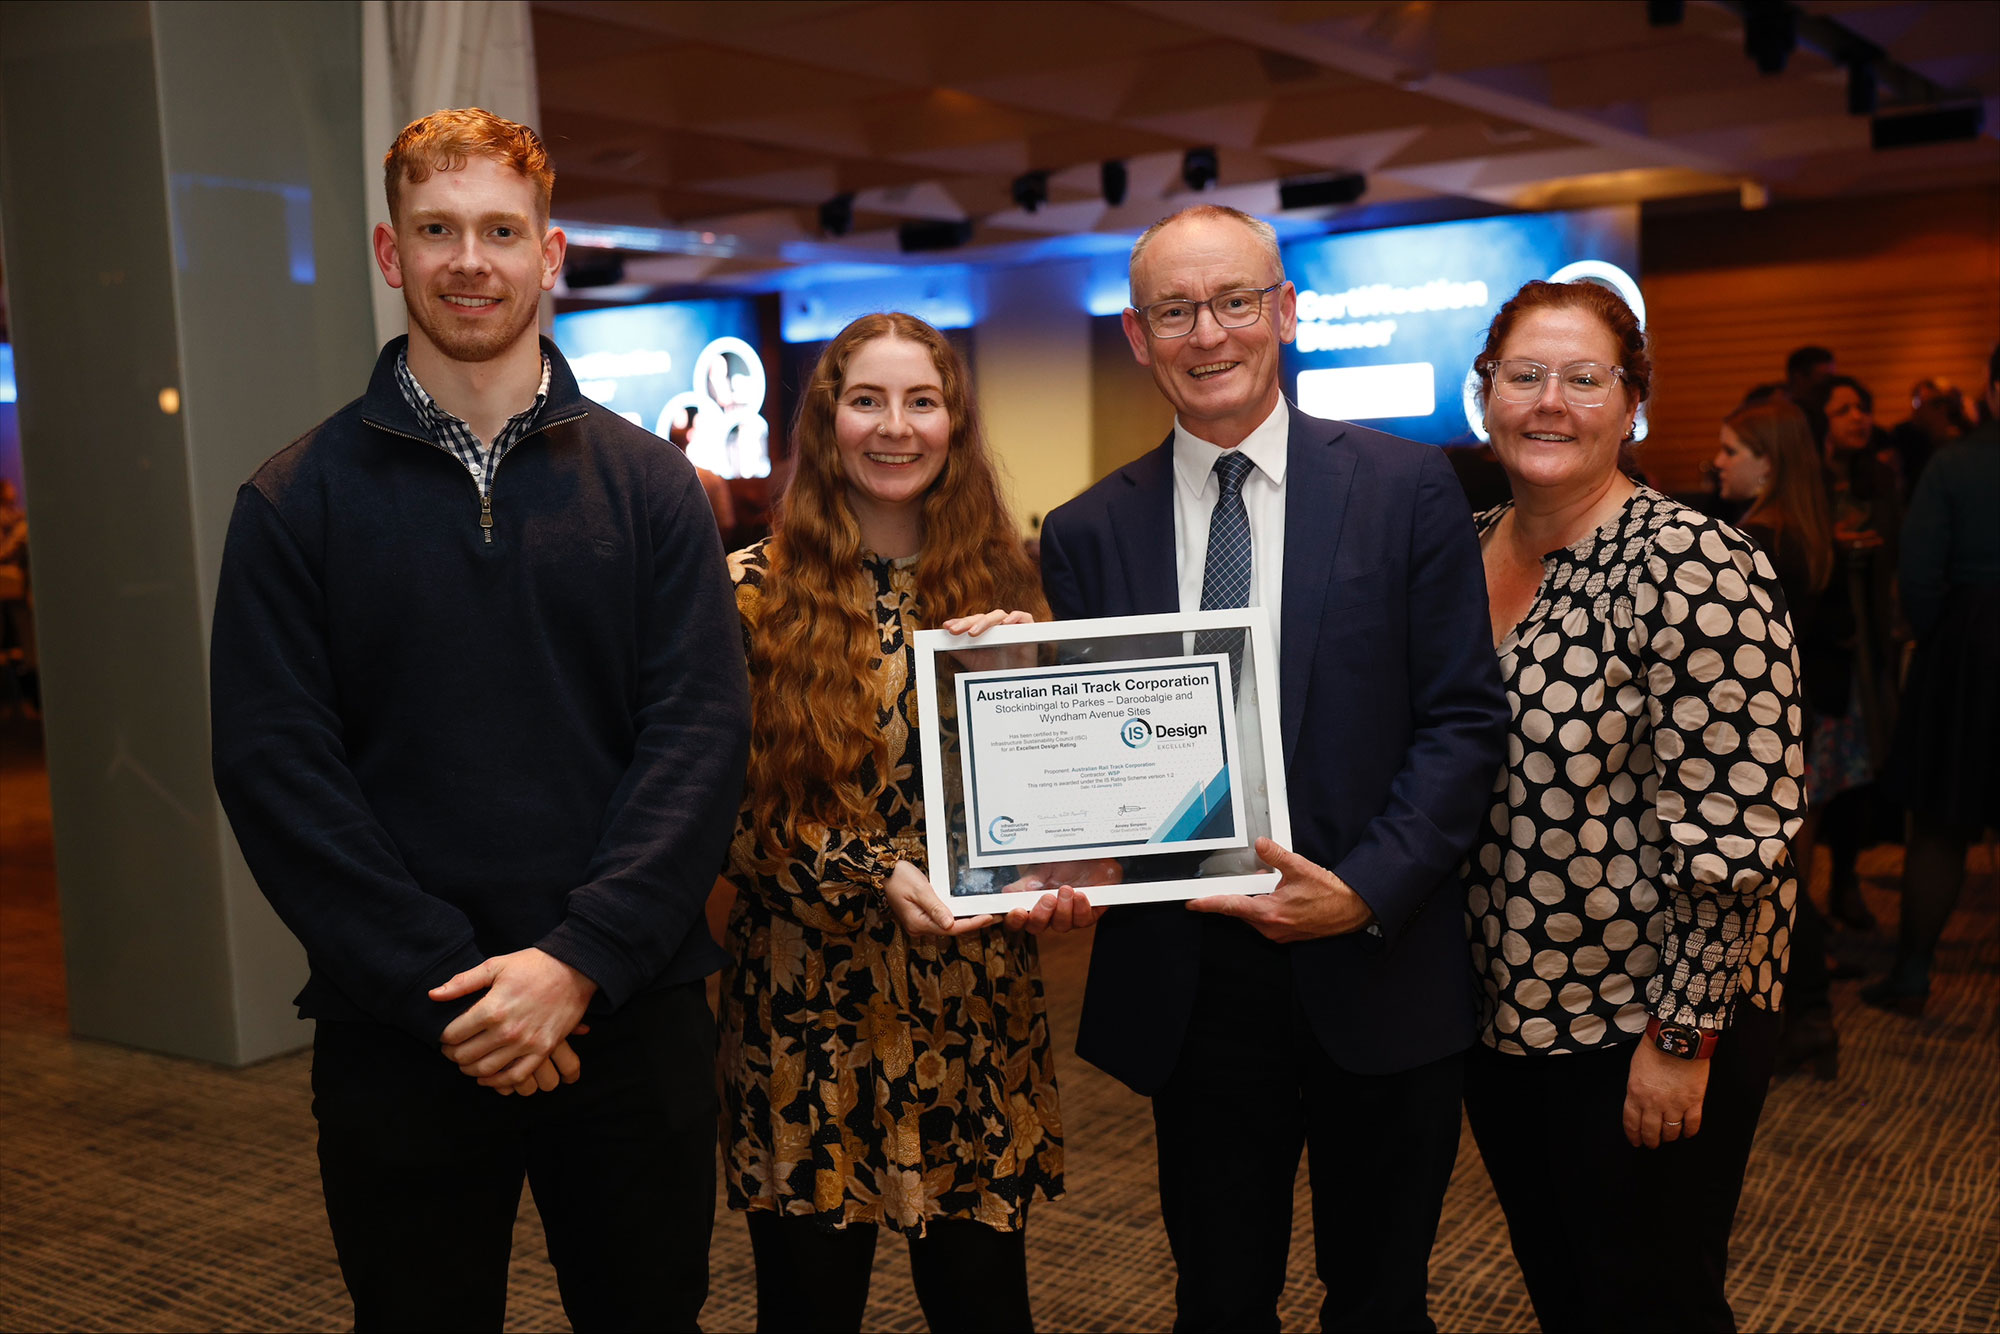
[1885,377,1969,491]
[1463,279,1804,1333]
[665,403,736,541]
[1805,373,1903,934]
[1713,399,1841,1077]
[719,312,1092,1333]
[1784,345,1837,429]
[0,474,33,716]
[0,478,35,714]
[1870,344,2000,1013]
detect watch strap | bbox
[1646,1017,1719,1060]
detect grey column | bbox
[0,1,376,1063]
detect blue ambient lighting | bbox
[552,299,771,477]
[168,174,315,284]
[779,267,979,342]
[1281,207,1642,445]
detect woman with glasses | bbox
[1459,280,1805,1332]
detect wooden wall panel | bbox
[1090,313,1174,487]
[1638,188,2000,494]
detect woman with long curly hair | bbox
[718,312,1082,1332]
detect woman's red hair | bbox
[1475,279,1653,407]
[745,313,1047,852]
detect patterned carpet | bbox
[2,725,1995,1332]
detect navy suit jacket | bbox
[1038,407,1507,1089]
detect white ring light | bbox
[1461,259,1648,443]
[1546,260,1646,328]
[691,336,767,419]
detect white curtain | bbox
[360,1,544,348]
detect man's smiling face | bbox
[374,155,561,365]
[1123,214,1296,447]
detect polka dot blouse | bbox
[1464,489,1806,1056]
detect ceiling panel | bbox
[524,0,2000,291]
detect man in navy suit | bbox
[1038,205,1507,1332]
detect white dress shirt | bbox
[1170,398,1288,873]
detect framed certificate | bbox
[913,608,1291,916]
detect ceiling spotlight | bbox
[1181,146,1218,193]
[1101,159,1129,207]
[1646,0,1683,24]
[562,250,625,289]
[897,219,974,253]
[1872,103,1985,150]
[818,193,855,238]
[1743,1,1795,75]
[1011,171,1050,214]
[1278,172,1368,211]
[1846,60,1878,116]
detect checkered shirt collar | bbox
[394,349,552,495]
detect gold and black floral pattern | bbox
[718,540,1063,1235]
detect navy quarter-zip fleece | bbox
[211,337,751,1042]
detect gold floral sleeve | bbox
[725,817,923,936]
[724,542,924,934]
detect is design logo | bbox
[987,815,1028,845]
[1120,717,1153,748]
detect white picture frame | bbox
[913,608,1292,916]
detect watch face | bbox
[1655,1023,1703,1059]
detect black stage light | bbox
[1872,103,1985,150]
[818,193,855,238]
[1743,1,1795,75]
[1011,171,1050,213]
[1646,0,1684,26]
[1278,172,1368,210]
[1847,60,1878,116]
[563,250,624,289]
[1101,159,1129,207]
[898,219,974,253]
[1181,146,1218,192]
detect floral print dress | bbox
[718,540,1063,1235]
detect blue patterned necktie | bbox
[1194,450,1255,692]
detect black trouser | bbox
[744,1210,1032,1333]
[1886,813,1985,988]
[1150,920,1466,1334]
[311,982,718,1333]
[1788,888,1831,1010]
[1462,1006,1781,1334]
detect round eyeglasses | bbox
[1132,284,1283,339]
[1481,359,1627,408]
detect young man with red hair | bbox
[210,108,748,1330]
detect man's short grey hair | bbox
[1128,204,1285,305]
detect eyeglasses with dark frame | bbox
[1131,284,1284,339]
[1480,358,1627,408]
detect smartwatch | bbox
[1646,1017,1718,1060]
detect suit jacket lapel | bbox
[1109,437,1180,615]
[1280,412,1354,769]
